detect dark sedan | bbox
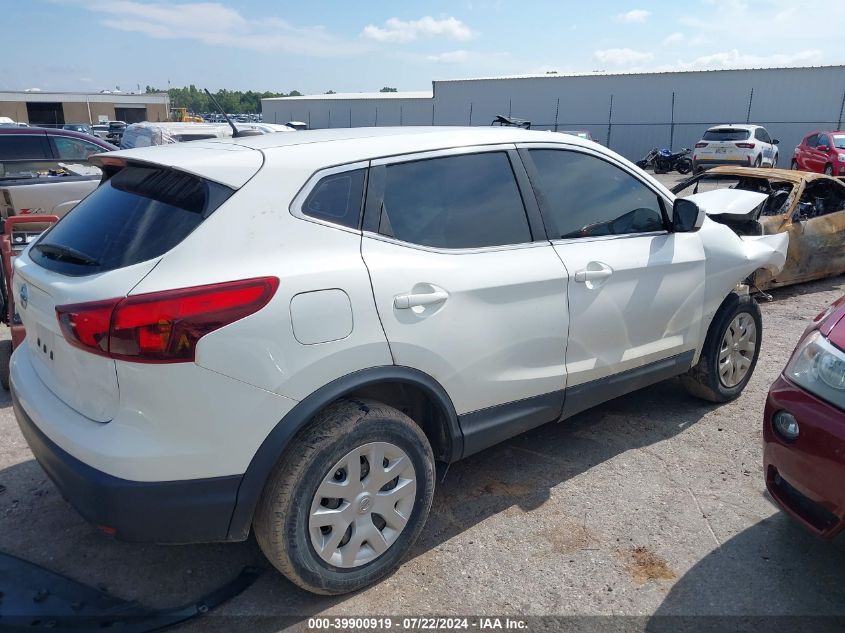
[0,126,116,163]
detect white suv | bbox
[10,128,787,595]
[693,124,780,172]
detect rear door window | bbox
[378,152,532,249]
[29,166,232,276]
[51,136,107,160]
[0,134,51,160]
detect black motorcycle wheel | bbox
[635,160,648,169]
[676,158,692,174]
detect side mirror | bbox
[772,139,780,145]
[672,198,705,232]
[818,145,829,153]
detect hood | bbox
[685,189,769,221]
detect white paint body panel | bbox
[686,189,769,219]
[362,238,569,415]
[554,232,705,386]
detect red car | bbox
[764,295,845,537]
[791,131,845,175]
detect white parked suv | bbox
[10,128,787,595]
[693,124,780,172]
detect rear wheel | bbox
[753,155,762,167]
[681,293,762,403]
[791,160,799,170]
[825,163,834,176]
[0,340,11,391]
[254,399,435,595]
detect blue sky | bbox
[2,0,840,94]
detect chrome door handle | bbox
[394,290,449,309]
[574,266,613,283]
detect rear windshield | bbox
[29,165,232,276]
[702,129,750,141]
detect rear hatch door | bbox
[14,160,242,421]
[698,128,750,162]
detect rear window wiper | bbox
[33,243,100,266]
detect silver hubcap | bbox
[718,313,756,388]
[309,442,416,568]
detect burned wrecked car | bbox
[673,167,845,289]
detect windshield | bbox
[30,165,232,276]
[702,129,750,141]
[833,135,845,149]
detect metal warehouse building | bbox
[0,91,170,126]
[263,65,845,162]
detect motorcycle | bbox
[654,147,693,174]
[636,148,660,170]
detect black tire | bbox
[791,160,799,170]
[772,153,778,168]
[825,163,834,176]
[681,293,762,403]
[676,158,692,174]
[254,399,435,595]
[753,155,762,167]
[0,340,12,391]
[635,160,648,169]
[654,158,670,174]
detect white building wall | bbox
[262,66,845,161]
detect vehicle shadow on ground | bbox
[0,376,716,632]
[646,505,845,631]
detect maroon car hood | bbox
[820,296,845,351]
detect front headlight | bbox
[838,153,845,162]
[785,331,845,409]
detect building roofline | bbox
[433,64,845,83]
[263,91,433,102]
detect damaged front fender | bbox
[693,218,789,358]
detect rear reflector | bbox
[735,142,756,149]
[56,277,279,363]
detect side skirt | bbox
[458,350,695,459]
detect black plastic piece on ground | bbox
[0,551,261,632]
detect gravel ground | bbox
[1,172,844,631]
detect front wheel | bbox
[681,293,762,403]
[254,399,435,595]
[825,163,834,176]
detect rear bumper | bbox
[693,157,751,169]
[763,375,845,538]
[12,388,243,543]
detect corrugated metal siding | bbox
[261,66,845,161]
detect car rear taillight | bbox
[735,142,756,149]
[694,142,708,148]
[56,277,279,363]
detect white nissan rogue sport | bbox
[10,127,787,595]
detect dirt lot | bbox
[2,172,845,631]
